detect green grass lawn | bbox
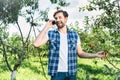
[0,55,120,80]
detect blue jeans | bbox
[51,72,76,80]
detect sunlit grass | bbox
[0,55,120,80]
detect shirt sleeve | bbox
[46,31,49,40]
[77,35,81,45]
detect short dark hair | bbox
[53,10,68,18]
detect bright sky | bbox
[8,0,102,37]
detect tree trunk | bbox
[11,70,16,80]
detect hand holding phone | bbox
[52,20,56,25]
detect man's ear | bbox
[65,17,68,22]
[66,17,68,20]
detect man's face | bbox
[54,12,68,29]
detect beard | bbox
[56,21,65,29]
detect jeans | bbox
[51,72,76,80]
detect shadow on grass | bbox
[0,56,48,74]
[77,64,110,75]
[21,59,48,74]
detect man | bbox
[33,10,106,80]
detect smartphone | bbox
[52,21,56,25]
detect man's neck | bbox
[58,26,67,34]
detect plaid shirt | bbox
[48,29,78,76]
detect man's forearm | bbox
[78,52,98,58]
[33,26,49,47]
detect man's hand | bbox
[96,51,108,59]
[45,20,55,29]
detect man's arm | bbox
[33,20,54,47]
[77,45,105,58]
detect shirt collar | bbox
[54,27,72,33]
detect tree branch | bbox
[16,21,24,45]
[0,37,13,72]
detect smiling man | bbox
[33,10,106,80]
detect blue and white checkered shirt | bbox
[48,28,78,76]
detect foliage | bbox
[50,0,70,9]
[79,0,120,55]
[0,0,120,79]
[0,0,70,79]
[76,0,120,79]
[0,0,22,23]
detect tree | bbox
[0,0,40,79]
[79,0,120,56]
[78,0,120,79]
[0,0,70,79]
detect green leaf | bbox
[50,0,58,4]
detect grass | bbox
[0,54,120,80]
[77,58,113,80]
